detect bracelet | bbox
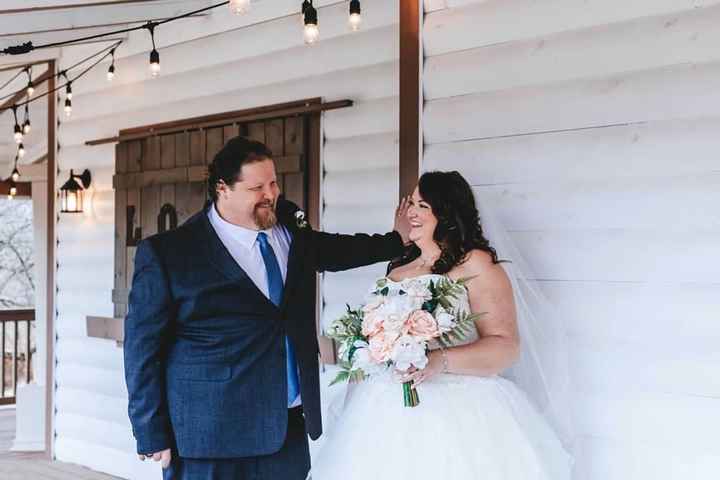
[440,348,449,374]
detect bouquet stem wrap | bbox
[403,381,420,407]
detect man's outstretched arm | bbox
[313,197,411,272]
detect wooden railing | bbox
[0,309,35,406]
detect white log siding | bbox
[52,1,398,478]
[422,1,720,479]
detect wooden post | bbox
[399,0,422,199]
[45,59,56,461]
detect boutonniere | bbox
[294,210,309,229]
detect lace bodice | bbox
[371,274,480,349]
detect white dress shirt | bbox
[208,203,301,407]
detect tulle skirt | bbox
[310,373,572,480]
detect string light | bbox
[26,68,34,96]
[107,49,116,81]
[18,143,25,158]
[303,1,319,45]
[229,0,251,15]
[22,103,31,134]
[59,71,73,116]
[146,23,161,77]
[12,106,23,144]
[0,2,372,133]
[349,0,362,31]
[150,49,160,76]
[11,155,20,182]
[8,179,17,199]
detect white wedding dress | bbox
[310,274,572,480]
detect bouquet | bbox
[327,276,481,407]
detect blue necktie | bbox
[257,232,300,407]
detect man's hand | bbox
[138,448,172,469]
[393,196,412,245]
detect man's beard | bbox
[253,201,277,230]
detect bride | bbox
[311,171,574,479]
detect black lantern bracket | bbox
[73,169,92,189]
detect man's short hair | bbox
[207,136,274,201]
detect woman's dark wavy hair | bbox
[388,170,502,275]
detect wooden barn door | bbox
[112,115,312,318]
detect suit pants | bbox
[162,407,311,480]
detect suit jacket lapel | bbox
[276,197,308,312]
[280,226,306,312]
[197,203,278,312]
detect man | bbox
[124,136,410,479]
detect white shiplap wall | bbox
[53,2,398,478]
[422,1,720,479]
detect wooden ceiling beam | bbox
[0,0,170,15]
[0,14,206,38]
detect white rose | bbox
[434,305,456,333]
[374,298,413,334]
[390,335,429,372]
[351,341,387,375]
[383,313,406,334]
[351,340,371,366]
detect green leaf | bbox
[329,370,350,386]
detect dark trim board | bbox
[399,0,422,198]
[44,59,56,461]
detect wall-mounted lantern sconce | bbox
[60,169,91,213]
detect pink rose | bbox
[368,331,398,363]
[406,310,440,341]
[362,311,384,337]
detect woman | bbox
[311,171,573,479]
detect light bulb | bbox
[11,168,20,182]
[349,1,361,31]
[304,23,320,44]
[303,4,319,45]
[23,120,31,135]
[149,49,161,77]
[14,125,23,144]
[18,143,25,158]
[10,186,17,197]
[349,13,362,31]
[107,64,115,81]
[27,82,34,96]
[229,0,251,14]
[66,83,73,100]
[64,98,72,117]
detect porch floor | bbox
[0,407,122,479]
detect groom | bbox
[124,136,409,479]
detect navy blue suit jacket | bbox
[124,199,404,458]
